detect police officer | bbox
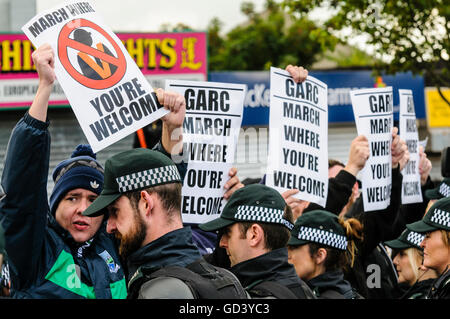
[199,184,316,299]
[384,229,437,299]
[406,197,450,299]
[287,210,363,299]
[83,149,247,299]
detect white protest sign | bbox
[350,87,393,211]
[22,0,168,152]
[266,67,328,207]
[399,89,422,204]
[166,80,245,224]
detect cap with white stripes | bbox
[199,184,293,232]
[235,205,294,230]
[385,229,425,250]
[425,177,450,200]
[288,209,348,251]
[116,165,181,193]
[83,148,182,217]
[407,197,450,233]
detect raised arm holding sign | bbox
[418,146,432,186]
[266,66,329,207]
[275,66,370,219]
[22,0,171,153]
[285,134,371,220]
[350,87,395,212]
[30,44,185,158]
[29,44,55,122]
[165,79,246,225]
[155,87,186,155]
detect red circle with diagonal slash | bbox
[58,18,126,90]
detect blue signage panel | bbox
[209,70,425,126]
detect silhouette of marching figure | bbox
[73,28,117,80]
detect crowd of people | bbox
[0,44,448,300]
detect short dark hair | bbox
[125,183,182,220]
[237,205,293,251]
[328,159,345,169]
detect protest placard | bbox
[21,0,168,152]
[265,67,328,207]
[166,80,245,224]
[399,89,422,204]
[350,87,393,211]
[0,32,207,110]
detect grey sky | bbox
[37,0,271,33]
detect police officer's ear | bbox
[140,190,154,216]
[314,248,328,265]
[247,223,265,248]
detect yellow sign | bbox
[425,87,450,128]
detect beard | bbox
[116,209,147,259]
